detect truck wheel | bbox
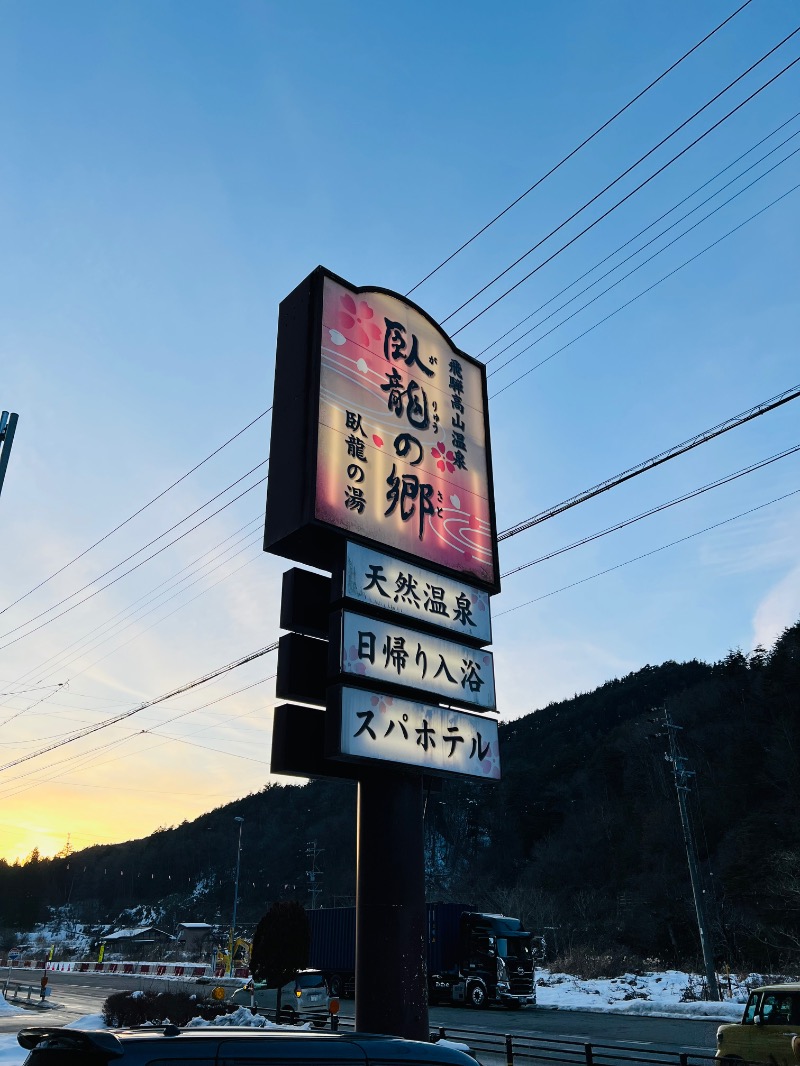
[466,981,488,1008]
[328,975,342,998]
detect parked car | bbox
[716,983,800,1066]
[17,1025,478,1066]
[229,969,330,1025]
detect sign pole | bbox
[355,769,428,1040]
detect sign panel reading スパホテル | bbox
[330,685,500,780]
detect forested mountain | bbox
[2,620,798,973]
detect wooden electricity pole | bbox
[663,710,720,1001]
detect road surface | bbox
[0,967,721,1058]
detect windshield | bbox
[743,993,759,1024]
[496,937,532,962]
[761,991,800,1025]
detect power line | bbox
[34,548,260,693]
[498,383,800,541]
[0,641,279,773]
[143,732,272,767]
[0,671,278,795]
[445,37,800,333]
[405,0,756,296]
[494,487,800,619]
[0,515,264,707]
[0,675,276,797]
[487,142,800,381]
[5,522,263,697]
[484,122,800,371]
[480,109,800,360]
[0,472,269,653]
[490,179,800,399]
[0,406,272,618]
[0,458,268,641]
[501,443,800,578]
[0,690,280,800]
[0,542,264,730]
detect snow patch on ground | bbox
[64,1013,106,1029]
[0,996,21,1016]
[187,1006,310,1028]
[436,1039,474,1053]
[535,967,756,1020]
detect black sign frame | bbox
[263,265,501,594]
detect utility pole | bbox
[0,411,19,499]
[305,840,323,909]
[227,815,244,977]
[663,709,720,1000]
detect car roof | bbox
[18,1026,477,1066]
[751,983,800,993]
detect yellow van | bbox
[716,984,800,1066]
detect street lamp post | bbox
[227,816,245,978]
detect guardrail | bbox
[1,980,49,1004]
[0,958,246,978]
[430,1024,721,1066]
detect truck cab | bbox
[429,911,536,1009]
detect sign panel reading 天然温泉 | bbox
[315,275,497,590]
[342,542,492,646]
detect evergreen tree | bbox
[250,900,310,1021]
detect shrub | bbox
[102,990,241,1027]
[551,946,648,979]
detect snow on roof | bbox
[178,923,213,929]
[103,926,175,941]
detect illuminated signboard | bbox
[342,542,491,646]
[264,267,500,593]
[334,610,496,712]
[328,685,500,781]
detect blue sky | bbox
[0,0,798,861]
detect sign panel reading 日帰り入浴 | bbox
[315,274,497,589]
[335,609,496,712]
[342,542,492,646]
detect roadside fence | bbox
[430,1024,721,1066]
